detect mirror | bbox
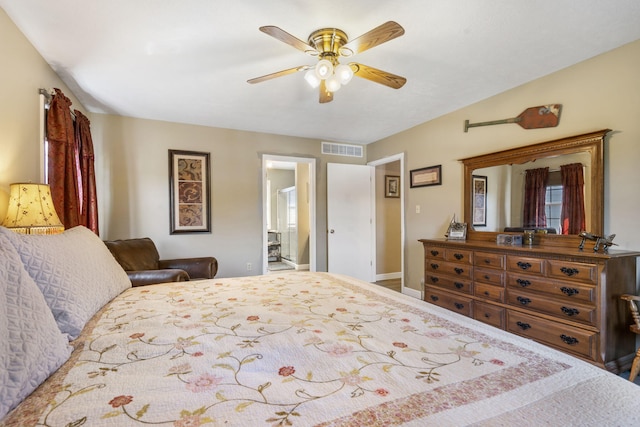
[460,129,608,244]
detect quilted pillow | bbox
[0,231,72,419]
[0,226,131,340]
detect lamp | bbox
[1,183,64,234]
[306,57,354,93]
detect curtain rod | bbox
[39,88,76,119]
[39,88,52,102]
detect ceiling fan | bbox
[247,21,406,103]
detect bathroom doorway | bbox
[262,155,316,274]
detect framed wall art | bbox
[385,175,400,198]
[169,149,211,234]
[410,165,442,188]
[472,175,487,227]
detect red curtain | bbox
[560,163,586,235]
[523,167,548,228]
[47,88,80,229]
[46,88,99,235]
[74,110,99,234]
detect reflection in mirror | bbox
[460,129,608,243]
[473,150,592,233]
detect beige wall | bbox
[0,9,85,218]
[90,113,363,277]
[368,39,640,291]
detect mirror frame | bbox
[460,129,609,247]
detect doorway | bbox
[262,155,316,274]
[369,154,405,292]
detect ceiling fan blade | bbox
[259,26,318,55]
[350,63,406,89]
[319,80,333,103]
[340,21,405,56]
[247,66,310,84]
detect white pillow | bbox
[0,231,72,419]
[0,226,131,340]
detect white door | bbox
[327,163,374,282]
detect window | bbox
[545,184,563,234]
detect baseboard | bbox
[402,287,422,300]
[375,272,402,281]
[282,259,309,271]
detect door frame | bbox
[368,153,405,292]
[262,154,316,274]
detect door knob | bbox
[330,229,335,233]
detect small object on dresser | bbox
[446,221,467,240]
[523,230,535,245]
[496,234,522,246]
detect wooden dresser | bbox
[419,238,639,373]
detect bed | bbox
[2,226,640,426]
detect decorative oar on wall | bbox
[464,104,562,132]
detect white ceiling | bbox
[3,1,640,144]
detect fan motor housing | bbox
[308,28,351,58]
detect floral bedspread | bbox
[3,272,640,426]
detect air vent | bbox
[321,142,363,158]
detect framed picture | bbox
[385,175,400,198]
[169,150,211,234]
[472,175,487,227]
[410,165,442,188]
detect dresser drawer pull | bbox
[429,276,439,283]
[484,259,492,264]
[561,306,580,317]
[560,286,579,296]
[560,267,580,277]
[454,253,464,260]
[516,279,531,287]
[429,295,439,302]
[454,267,464,275]
[516,296,532,305]
[516,261,532,270]
[454,282,464,289]
[430,263,439,270]
[484,313,491,318]
[454,302,464,310]
[483,291,490,296]
[484,274,490,280]
[560,334,579,346]
[430,250,439,256]
[516,321,531,330]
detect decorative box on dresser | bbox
[419,238,640,373]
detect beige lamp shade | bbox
[2,183,64,234]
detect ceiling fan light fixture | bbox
[315,59,333,79]
[304,69,321,88]
[325,74,342,92]
[335,63,354,85]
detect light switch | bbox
[415,205,421,214]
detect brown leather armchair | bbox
[104,237,218,287]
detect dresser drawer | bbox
[424,246,446,261]
[507,311,597,360]
[444,248,473,265]
[506,289,596,326]
[425,274,473,294]
[507,256,544,275]
[424,287,473,317]
[474,251,506,269]
[474,301,505,329]
[475,283,505,302]
[546,260,597,285]
[506,273,595,303]
[426,259,472,279]
[474,267,505,286]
